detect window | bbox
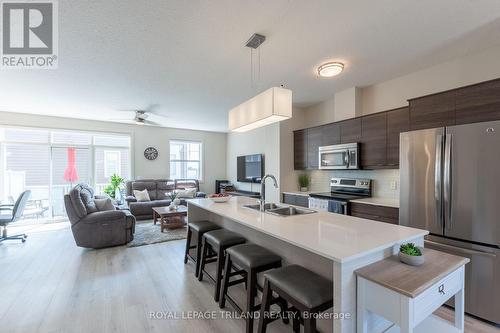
[104,151,121,178]
[170,140,202,180]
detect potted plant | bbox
[168,191,180,210]
[298,174,310,192]
[399,243,425,266]
[103,174,125,201]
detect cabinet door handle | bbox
[438,284,445,295]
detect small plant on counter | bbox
[298,174,310,191]
[167,191,178,201]
[103,174,125,199]
[399,243,422,256]
[399,242,424,266]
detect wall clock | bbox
[144,147,158,160]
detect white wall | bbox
[0,111,227,193]
[361,44,500,115]
[226,123,280,203]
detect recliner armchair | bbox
[64,184,135,249]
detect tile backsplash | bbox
[307,169,400,199]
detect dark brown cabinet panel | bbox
[340,118,362,143]
[293,130,307,170]
[360,112,387,168]
[455,79,500,125]
[321,123,341,146]
[350,202,399,225]
[409,91,455,130]
[386,107,410,166]
[306,127,322,169]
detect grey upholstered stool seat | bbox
[264,265,333,309]
[225,243,282,269]
[198,229,246,302]
[220,243,287,333]
[189,220,221,234]
[204,229,246,248]
[258,265,334,333]
[184,220,221,277]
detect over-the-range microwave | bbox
[318,143,359,170]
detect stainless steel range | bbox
[309,177,371,215]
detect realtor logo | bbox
[1,0,58,69]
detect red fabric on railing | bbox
[63,147,79,183]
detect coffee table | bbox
[152,205,188,232]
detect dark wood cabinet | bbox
[282,193,309,207]
[321,123,341,146]
[340,118,362,143]
[386,107,410,166]
[360,112,387,168]
[306,127,322,169]
[409,91,455,130]
[293,129,307,170]
[350,202,399,225]
[455,79,500,125]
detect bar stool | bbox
[219,243,289,333]
[198,229,246,302]
[184,220,221,277]
[257,265,333,333]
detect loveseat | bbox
[125,179,206,220]
[64,184,135,248]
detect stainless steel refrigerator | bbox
[400,120,500,324]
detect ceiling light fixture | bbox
[318,62,344,77]
[228,87,292,132]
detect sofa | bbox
[125,179,206,220]
[64,184,135,248]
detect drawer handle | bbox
[438,284,445,295]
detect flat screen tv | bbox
[237,154,264,183]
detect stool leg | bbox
[277,298,290,325]
[219,254,232,309]
[184,228,192,264]
[246,269,257,333]
[214,247,224,302]
[292,310,300,333]
[195,233,203,278]
[257,279,272,333]
[303,315,316,333]
[198,238,209,281]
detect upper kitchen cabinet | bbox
[455,79,500,125]
[360,112,387,168]
[306,126,323,169]
[293,129,307,170]
[409,90,455,130]
[340,118,362,143]
[386,107,410,166]
[321,123,341,146]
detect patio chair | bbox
[0,190,32,243]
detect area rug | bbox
[127,220,187,248]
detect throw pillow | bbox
[176,188,197,198]
[133,189,151,202]
[94,198,115,211]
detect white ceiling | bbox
[2,0,500,132]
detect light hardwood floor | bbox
[1,223,498,333]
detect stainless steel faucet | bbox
[260,174,278,211]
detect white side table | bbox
[355,248,469,333]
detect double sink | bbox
[243,203,316,217]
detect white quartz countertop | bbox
[188,196,426,263]
[350,197,400,208]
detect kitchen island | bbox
[188,196,428,333]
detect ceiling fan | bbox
[110,105,165,126]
